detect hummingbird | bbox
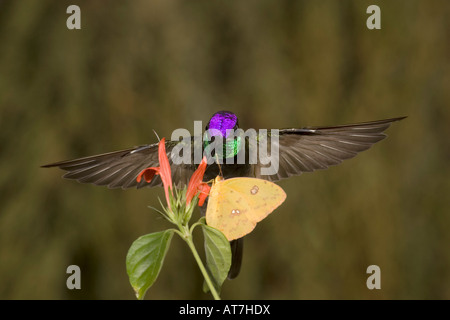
[42,111,405,279]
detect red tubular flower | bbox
[137,143,211,209]
[136,167,159,183]
[157,138,173,204]
[186,156,210,206]
[197,183,211,207]
[136,138,173,208]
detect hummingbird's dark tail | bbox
[228,238,244,279]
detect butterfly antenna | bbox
[214,153,224,178]
[152,129,161,142]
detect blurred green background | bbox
[0,0,449,299]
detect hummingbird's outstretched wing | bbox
[254,117,406,181]
[41,140,197,189]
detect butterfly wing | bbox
[206,177,286,241]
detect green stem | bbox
[181,228,221,300]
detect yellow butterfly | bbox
[206,176,287,241]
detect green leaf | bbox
[201,224,231,293]
[126,229,174,300]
